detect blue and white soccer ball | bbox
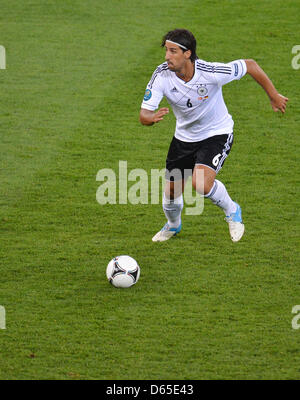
[106,255,140,288]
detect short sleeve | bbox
[141,68,164,111]
[213,59,247,87]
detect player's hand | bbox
[270,93,289,113]
[140,107,169,126]
[153,107,169,123]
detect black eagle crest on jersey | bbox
[197,85,208,96]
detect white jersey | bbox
[141,58,247,142]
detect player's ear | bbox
[184,49,192,60]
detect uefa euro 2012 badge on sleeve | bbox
[144,89,152,101]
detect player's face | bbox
[164,43,190,72]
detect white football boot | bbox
[225,202,245,242]
[152,222,182,242]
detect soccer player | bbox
[140,29,288,242]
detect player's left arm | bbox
[245,59,289,113]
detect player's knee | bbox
[192,176,214,195]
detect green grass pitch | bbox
[0,0,299,380]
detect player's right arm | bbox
[139,107,169,126]
[140,63,168,125]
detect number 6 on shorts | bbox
[212,153,221,167]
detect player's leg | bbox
[206,179,244,242]
[152,136,194,242]
[152,177,186,242]
[192,164,236,214]
[193,133,244,242]
[163,178,185,227]
[152,137,195,242]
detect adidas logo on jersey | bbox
[171,87,178,92]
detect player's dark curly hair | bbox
[161,29,198,62]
